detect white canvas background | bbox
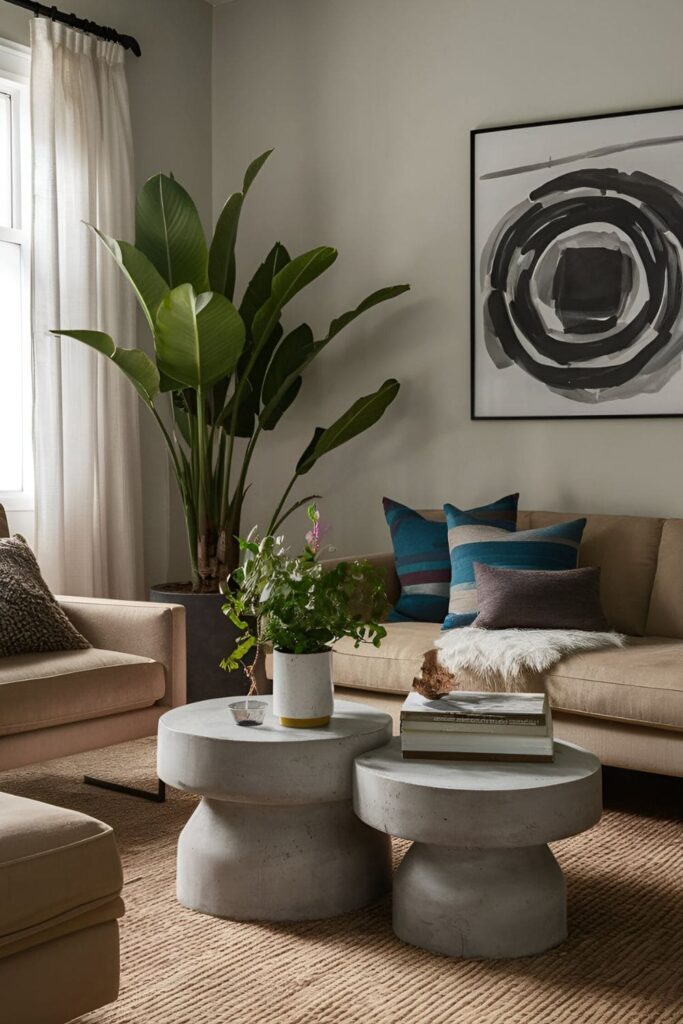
[473,107,683,417]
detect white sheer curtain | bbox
[30,18,144,599]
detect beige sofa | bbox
[0,511,186,775]
[331,510,683,778]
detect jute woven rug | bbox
[2,738,682,1024]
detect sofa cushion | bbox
[0,648,165,736]
[545,637,683,731]
[0,793,123,946]
[333,627,683,731]
[333,622,438,694]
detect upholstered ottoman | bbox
[0,792,124,1024]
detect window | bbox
[0,39,31,510]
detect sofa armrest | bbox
[320,552,400,610]
[56,597,186,708]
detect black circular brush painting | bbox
[473,108,683,417]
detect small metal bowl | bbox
[229,699,267,727]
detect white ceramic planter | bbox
[272,649,333,728]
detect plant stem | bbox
[244,619,264,697]
[267,474,297,535]
[223,315,279,496]
[158,405,201,582]
[149,401,200,586]
[149,404,182,481]
[196,385,212,582]
[228,422,261,528]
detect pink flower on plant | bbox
[305,504,330,555]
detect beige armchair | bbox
[0,595,186,798]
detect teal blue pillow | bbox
[442,510,586,630]
[383,494,518,623]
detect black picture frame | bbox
[470,103,683,421]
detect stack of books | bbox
[400,690,554,762]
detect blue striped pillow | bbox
[442,510,587,630]
[383,495,518,623]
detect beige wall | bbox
[1,0,211,585]
[5,0,683,584]
[211,0,683,558]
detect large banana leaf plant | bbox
[53,151,409,591]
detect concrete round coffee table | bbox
[157,696,392,921]
[353,738,602,959]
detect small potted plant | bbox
[221,507,387,727]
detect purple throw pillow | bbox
[472,563,610,631]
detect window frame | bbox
[0,38,31,511]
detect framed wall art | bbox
[471,104,683,419]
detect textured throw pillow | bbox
[443,511,586,630]
[0,535,91,656]
[383,494,518,623]
[472,563,609,631]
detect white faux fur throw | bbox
[433,627,626,692]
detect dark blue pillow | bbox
[383,495,518,623]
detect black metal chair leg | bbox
[83,775,166,803]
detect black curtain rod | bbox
[3,0,141,56]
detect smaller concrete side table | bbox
[354,738,602,959]
[157,697,392,921]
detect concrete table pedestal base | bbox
[158,697,393,922]
[178,797,391,921]
[393,842,566,959]
[354,738,602,959]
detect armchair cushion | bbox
[0,792,123,950]
[0,648,165,736]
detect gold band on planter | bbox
[279,715,331,729]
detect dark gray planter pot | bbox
[150,586,250,703]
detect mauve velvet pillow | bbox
[472,562,610,631]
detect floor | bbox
[2,739,682,1024]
